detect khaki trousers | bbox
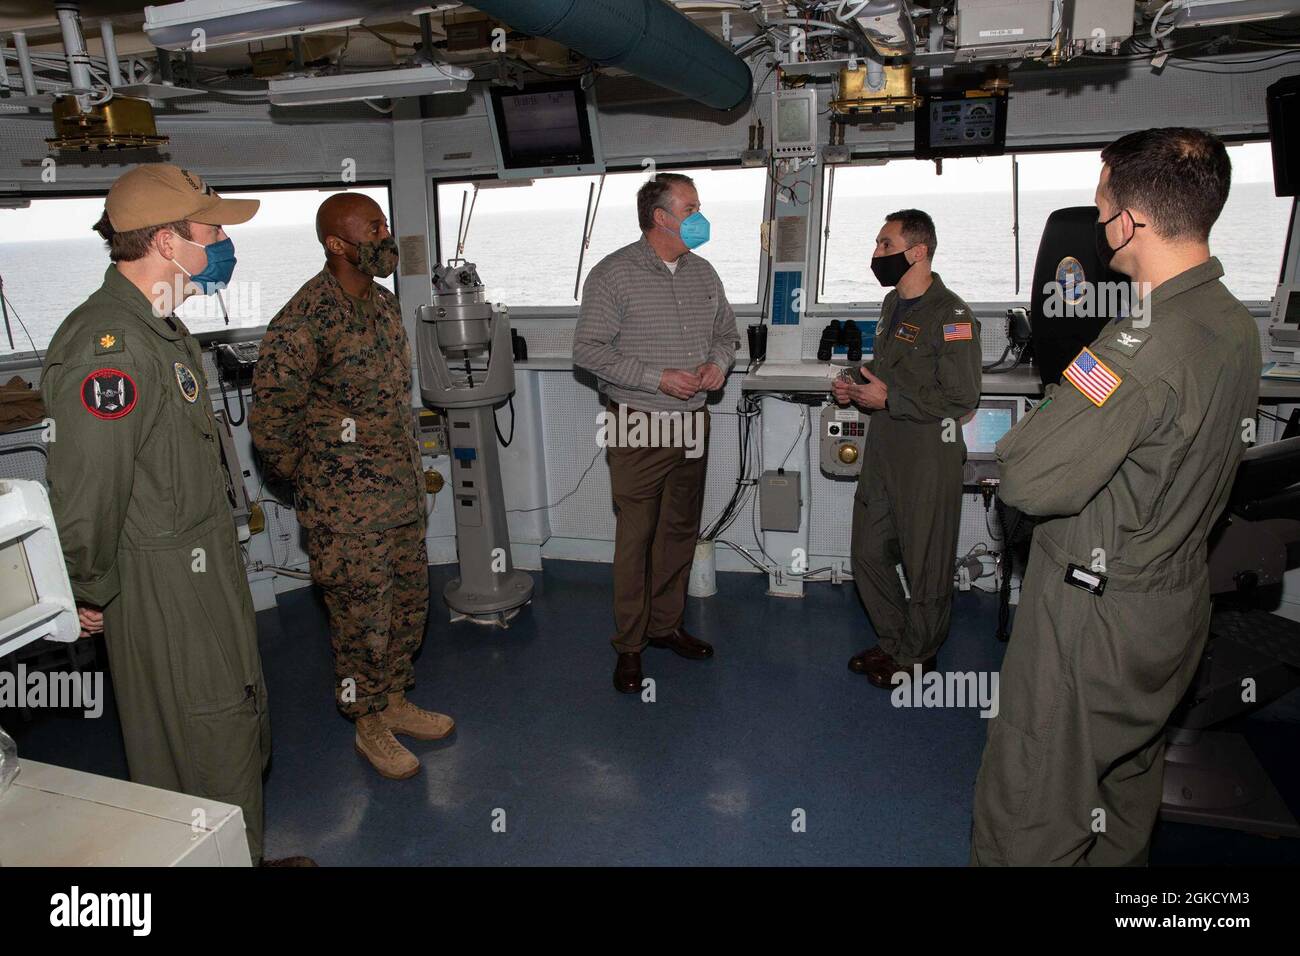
[606,405,710,653]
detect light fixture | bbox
[267,62,472,106]
[1175,0,1299,28]
[145,0,401,51]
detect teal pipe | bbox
[471,0,753,111]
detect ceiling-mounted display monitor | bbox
[914,90,1008,160]
[485,80,606,179]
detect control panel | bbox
[820,403,867,478]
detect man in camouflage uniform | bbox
[250,192,452,780]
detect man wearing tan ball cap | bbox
[105,162,260,231]
[41,163,313,865]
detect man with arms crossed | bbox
[971,128,1260,865]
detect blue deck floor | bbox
[8,559,1300,865]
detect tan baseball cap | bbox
[105,164,259,232]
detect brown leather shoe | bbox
[848,645,891,675]
[865,653,938,690]
[614,651,643,693]
[648,627,714,660]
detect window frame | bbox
[430,159,771,317]
[0,178,395,368]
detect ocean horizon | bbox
[1,181,1288,355]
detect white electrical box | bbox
[1070,0,1136,53]
[954,0,1056,62]
[760,470,803,531]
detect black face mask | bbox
[870,246,915,287]
[1094,209,1140,271]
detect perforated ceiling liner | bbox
[0,428,48,485]
[0,113,394,188]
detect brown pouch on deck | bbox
[0,376,45,432]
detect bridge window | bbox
[435,165,766,308]
[0,184,392,357]
[817,142,1290,305]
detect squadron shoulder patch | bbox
[895,321,920,343]
[80,368,138,420]
[1063,348,1122,407]
[943,322,973,342]
[94,330,124,355]
[173,362,199,403]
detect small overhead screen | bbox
[486,80,605,179]
[962,397,1024,461]
[772,88,818,157]
[915,91,1007,159]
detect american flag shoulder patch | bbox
[1063,347,1122,407]
[943,322,972,342]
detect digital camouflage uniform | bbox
[249,268,428,720]
[42,265,270,862]
[850,273,983,665]
[971,258,1261,865]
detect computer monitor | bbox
[485,80,605,179]
[962,397,1024,461]
[914,91,1008,160]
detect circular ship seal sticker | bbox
[1056,256,1087,306]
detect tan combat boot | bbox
[380,691,455,741]
[355,712,419,779]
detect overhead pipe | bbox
[11,30,38,97]
[469,0,753,110]
[145,1,462,50]
[141,0,754,110]
[99,18,123,87]
[833,0,916,58]
[55,2,95,109]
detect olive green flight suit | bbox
[42,265,270,863]
[850,273,983,665]
[971,258,1261,866]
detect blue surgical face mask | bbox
[172,233,237,292]
[664,209,710,249]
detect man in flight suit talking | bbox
[832,210,983,688]
[41,164,301,865]
[970,128,1261,865]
